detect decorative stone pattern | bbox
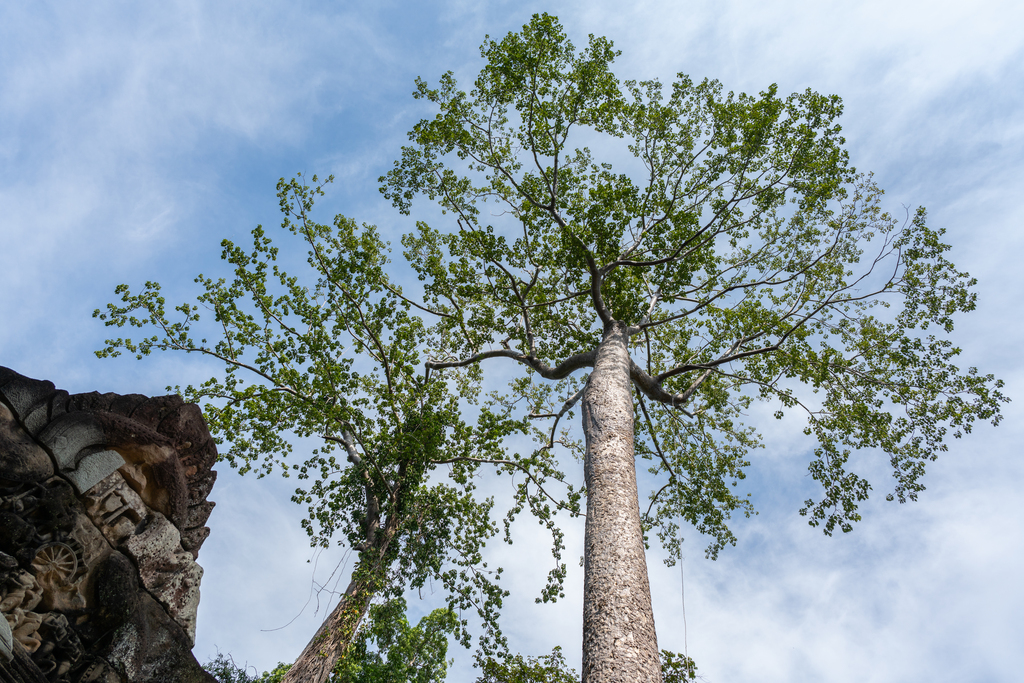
[0,367,218,683]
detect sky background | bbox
[2,1,1023,681]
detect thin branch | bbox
[644,482,673,520]
[433,455,579,516]
[380,281,454,319]
[637,395,677,480]
[427,348,597,380]
[529,386,585,451]
[525,288,590,309]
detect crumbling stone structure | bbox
[0,367,217,682]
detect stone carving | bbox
[83,475,149,549]
[121,514,203,641]
[0,367,218,682]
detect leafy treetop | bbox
[94,175,579,659]
[379,13,1007,557]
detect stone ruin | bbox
[0,367,218,682]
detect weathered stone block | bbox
[0,367,218,682]
[0,610,12,662]
[106,593,212,683]
[183,501,216,532]
[0,403,53,483]
[65,450,126,495]
[179,527,211,557]
[0,377,56,430]
[83,473,149,547]
[122,515,203,643]
[37,413,106,471]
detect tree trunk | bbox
[280,560,380,683]
[281,566,382,682]
[581,321,661,683]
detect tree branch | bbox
[426,348,597,380]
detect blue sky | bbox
[2,1,1023,681]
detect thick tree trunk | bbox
[581,321,661,683]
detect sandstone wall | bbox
[0,368,218,683]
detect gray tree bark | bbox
[281,572,371,683]
[282,497,397,683]
[581,321,661,683]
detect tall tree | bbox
[380,14,1007,682]
[95,177,570,682]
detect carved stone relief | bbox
[0,367,218,683]
[121,513,203,642]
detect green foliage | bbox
[205,599,456,683]
[474,646,578,683]
[660,650,698,682]
[472,647,695,682]
[203,653,289,683]
[94,175,581,657]
[381,12,1007,559]
[334,598,458,683]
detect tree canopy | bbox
[380,11,1005,543]
[95,177,569,682]
[98,12,1006,683]
[378,12,1007,681]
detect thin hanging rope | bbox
[681,554,688,662]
